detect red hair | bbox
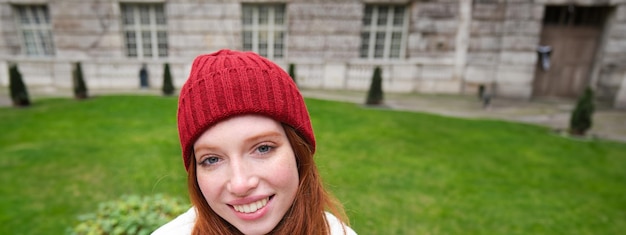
[187,124,349,234]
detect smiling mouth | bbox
[232,196,272,214]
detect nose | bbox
[226,159,259,196]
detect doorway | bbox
[533,5,611,98]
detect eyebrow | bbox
[193,130,284,155]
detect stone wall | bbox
[0,0,625,108]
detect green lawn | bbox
[1,95,625,235]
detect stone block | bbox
[323,63,347,89]
[415,79,462,94]
[289,3,362,20]
[501,35,540,51]
[169,3,239,18]
[386,64,418,93]
[608,23,626,38]
[495,64,535,84]
[614,74,626,109]
[420,65,455,80]
[469,36,500,51]
[295,63,325,89]
[495,82,533,99]
[467,52,499,64]
[605,38,626,54]
[472,3,505,20]
[465,64,498,83]
[503,20,542,36]
[505,3,535,20]
[498,51,537,65]
[470,20,503,35]
[413,19,458,34]
[416,2,458,19]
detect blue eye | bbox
[202,156,220,165]
[257,145,272,153]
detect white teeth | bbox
[233,198,269,213]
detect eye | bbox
[200,156,221,166]
[256,144,273,154]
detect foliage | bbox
[288,63,297,85]
[569,87,595,135]
[8,63,30,107]
[365,66,383,105]
[73,62,88,99]
[68,194,188,235]
[162,63,175,96]
[1,96,626,235]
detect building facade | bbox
[1,0,625,108]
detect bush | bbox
[162,63,175,96]
[8,63,30,107]
[569,87,595,136]
[68,194,188,235]
[365,66,384,105]
[73,62,88,99]
[288,63,297,86]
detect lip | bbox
[228,195,274,220]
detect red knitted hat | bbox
[177,49,315,171]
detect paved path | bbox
[2,88,625,143]
[300,89,626,143]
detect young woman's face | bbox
[193,115,299,235]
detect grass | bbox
[1,95,625,235]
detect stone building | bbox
[1,0,625,108]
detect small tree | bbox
[365,66,384,105]
[8,64,31,107]
[569,87,595,136]
[162,63,175,96]
[73,62,88,99]
[288,63,297,86]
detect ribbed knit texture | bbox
[177,49,315,171]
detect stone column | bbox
[455,0,472,83]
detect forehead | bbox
[194,114,286,145]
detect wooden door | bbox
[533,6,609,98]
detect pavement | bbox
[299,89,626,143]
[2,88,625,143]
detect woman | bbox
[152,49,356,235]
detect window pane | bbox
[243,31,252,50]
[242,6,253,25]
[363,6,372,26]
[122,6,134,25]
[393,6,405,26]
[155,5,166,25]
[275,5,285,24]
[374,32,385,58]
[360,4,407,59]
[377,7,388,26]
[140,5,150,25]
[360,32,370,58]
[274,31,284,58]
[259,6,268,25]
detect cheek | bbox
[196,173,222,203]
[269,154,300,193]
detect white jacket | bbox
[152,207,357,235]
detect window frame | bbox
[13,4,55,56]
[120,3,168,59]
[360,4,409,60]
[241,3,286,60]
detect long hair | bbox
[188,124,349,234]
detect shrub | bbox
[569,87,595,136]
[162,63,175,96]
[73,62,88,99]
[8,63,31,107]
[68,194,188,235]
[288,63,297,86]
[365,66,384,105]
